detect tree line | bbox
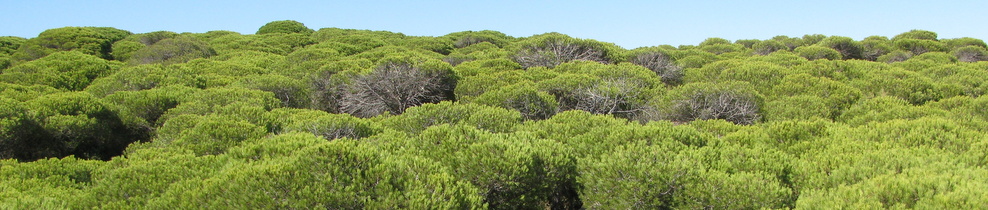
[2,20,988,208]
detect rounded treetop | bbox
[256,20,314,35]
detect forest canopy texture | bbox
[3,20,988,209]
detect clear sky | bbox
[2,0,986,48]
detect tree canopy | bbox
[3,22,988,208]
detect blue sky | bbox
[2,0,986,48]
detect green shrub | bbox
[894,38,949,55]
[795,45,842,60]
[817,36,863,59]
[380,101,521,134]
[14,27,130,60]
[3,92,148,161]
[473,82,559,120]
[256,20,314,35]
[892,29,939,41]
[1,51,122,91]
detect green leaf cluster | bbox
[3,23,988,208]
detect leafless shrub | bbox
[514,39,609,69]
[339,62,452,117]
[442,55,473,66]
[310,71,342,113]
[455,35,496,48]
[301,123,360,140]
[954,46,988,62]
[630,52,684,86]
[129,36,215,65]
[878,51,913,63]
[508,98,558,121]
[669,91,761,125]
[572,78,651,119]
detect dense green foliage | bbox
[2,21,988,208]
[256,20,315,35]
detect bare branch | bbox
[339,62,452,117]
[630,52,684,86]
[514,40,609,69]
[670,90,761,125]
[572,77,651,119]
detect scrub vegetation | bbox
[3,20,988,208]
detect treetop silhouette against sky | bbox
[3,0,987,48]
